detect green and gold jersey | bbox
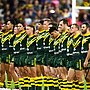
[53,34,61,55]
[13,34,21,54]
[0,31,2,53]
[13,30,26,54]
[49,36,54,54]
[67,34,73,56]
[1,31,10,53]
[27,35,36,55]
[61,31,69,56]
[43,30,50,52]
[19,30,27,53]
[8,30,15,54]
[72,33,83,54]
[81,32,90,58]
[36,30,45,52]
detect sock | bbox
[79,81,84,90]
[31,77,35,90]
[0,82,4,88]
[73,80,79,90]
[18,78,24,89]
[53,78,59,90]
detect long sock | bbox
[87,82,90,89]
[47,77,54,90]
[31,78,35,90]
[62,79,67,89]
[73,80,79,90]
[79,81,84,90]
[58,79,63,90]
[53,78,59,90]
[35,77,42,90]
[7,81,11,88]
[66,81,73,90]
[42,76,47,90]
[0,82,4,88]
[15,81,19,89]
[18,78,24,89]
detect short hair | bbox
[43,18,51,23]
[49,26,57,34]
[39,20,44,25]
[82,22,90,28]
[6,19,16,25]
[27,25,35,34]
[49,22,58,29]
[59,18,68,25]
[71,23,79,30]
[17,20,24,26]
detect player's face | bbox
[7,21,12,30]
[35,30,38,37]
[81,24,87,34]
[18,23,24,32]
[43,21,49,30]
[59,21,65,32]
[51,31,57,38]
[35,30,39,36]
[48,24,53,30]
[70,25,76,34]
[26,26,33,35]
[58,25,62,33]
[14,26,19,34]
[1,24,6,31]
[37,23,43,30]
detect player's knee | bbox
[9,65,14,74]
[1,69,5,75]
[67,75,73,82]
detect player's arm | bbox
[84,43,90,67]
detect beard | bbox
[2,29,6,32]
[81,30,87,34]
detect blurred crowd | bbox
[0,0,90,27]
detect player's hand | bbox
[84,60,88,68]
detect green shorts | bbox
[48,53,55,67]
[66,56,73,69]
[26,54,36,66]
[12,54,20,67]
[36,53,44,65]
[61,52,67,67]
[19,53,27,66]
[1,53,10,64]
[71,54,84,70]
[55,55,63,67]
[43,53,49,66]
[10,53,14,62]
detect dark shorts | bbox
[66,56,73,69]
[19,53,27,66]
[10,53,14,62]
[55,55,63,67]
[12,54,20,67]
[43,53,49,66]
[48,53,55,67]
[36,52,44,65]
[1,53,10,64]
[26,54,36,66]
[71,54,84,70]
[61,52,67,67]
